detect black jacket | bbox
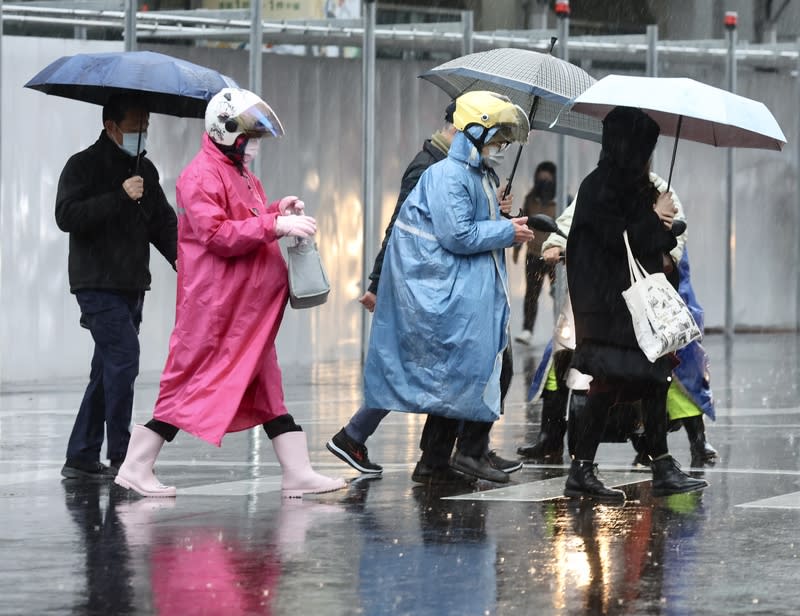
[566,162,676,349]
[367,138,447,294]
[55,131,178,293]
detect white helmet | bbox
[204,87,284,146]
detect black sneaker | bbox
[487,450,523,473]
[326,428,383,474]
[61,460,117,479]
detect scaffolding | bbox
[2,2,799,338]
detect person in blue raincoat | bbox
[363,91,533,482]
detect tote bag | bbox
[621,230,701,362]
[287,238,330,309]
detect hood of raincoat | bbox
[449,126,504,169]
[601,106,660,173]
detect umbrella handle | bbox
[666,115,683,192]
[501,93,542,204]
[502,144,525,202]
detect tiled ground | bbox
[1,333,799,615]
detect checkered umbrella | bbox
[420,46,602,143]
[420,46,601,201]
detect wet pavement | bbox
[1,332,799,615]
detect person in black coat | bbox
[56,94,177,480]
[564,106,707,501]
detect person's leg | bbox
[266,414,347,497]
[103,292,144,465]
[326,406,387,474]
[523,258,547,332]
[63,344,110,477]
[682,414,718,466]
[344,406,391,444]
[564,386,625,501]
[452,421,509,483]
[419,415,458,469]
[641,385,708,496]
[114,422,176,497]
[666,383,718,466]
[518,349,571,461]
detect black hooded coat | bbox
[566,107,677,382]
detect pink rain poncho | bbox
[153,133,289,445]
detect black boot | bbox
[518,390,566,461]
[564,460,626,501]
[450,452,510,483]
[651,455,709,496]
[682,415,718,467]
[566,390,589,459]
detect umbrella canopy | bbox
[24,50,238,118]
[419,47,602,143]
[569,74,786,150]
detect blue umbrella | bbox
[24,50,238,118]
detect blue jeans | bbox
[344,406,390,444]
[66,290,144,464]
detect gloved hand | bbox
[278,195,305,216]
[275,214,316,238]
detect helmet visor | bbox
[236,101,285,138]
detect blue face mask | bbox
[118,131,147,157]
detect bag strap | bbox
[622,230,649,285]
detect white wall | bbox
[1,36,797,385]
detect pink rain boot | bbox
[272,431,347,498]
[114,424,176,497]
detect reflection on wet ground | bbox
[1,333,799,615]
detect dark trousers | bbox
[419,346,513,467]
[572,381,670,461]
[523,256,556,332]
[66,290,144,464]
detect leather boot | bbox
[272,431,347,498]
[517,390,566,461]
[114,424,176,497]
[566,390,589,459]
[651,455,709,496]
[682,415,718,467]
[450,451,510,483]
[563,460,626,501]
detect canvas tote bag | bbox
[621,230,701,362]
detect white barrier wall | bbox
[0,36,797,384]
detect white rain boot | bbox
[272,431,347,498]
[114,424,176,497]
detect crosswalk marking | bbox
[736,491,800,509]
[443,472,652,502]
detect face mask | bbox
[534,179,556,201]
[484,145,506,168]
[118,131,146,157]
[243,139,261,164]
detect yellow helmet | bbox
[452,91,530,146]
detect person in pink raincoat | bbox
[114,88,346,498]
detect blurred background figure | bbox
[514,161,558,346]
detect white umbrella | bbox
[565,74,787,187]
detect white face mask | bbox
[483,145,507,168]
[244,139,261,164]
[117,131,146,157]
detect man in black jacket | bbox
[56,94,177,479]
[327,102,522,483]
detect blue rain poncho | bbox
[363,129,516,422]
